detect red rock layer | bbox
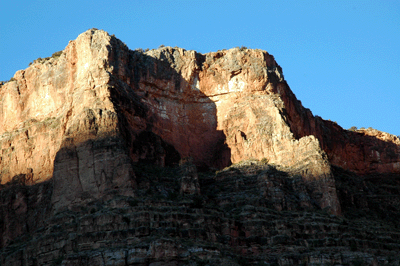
[1,29,399,213]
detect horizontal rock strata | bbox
[0,29,399,265]
[1,161,400,265]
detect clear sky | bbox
[1,1,399,136]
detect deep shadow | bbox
[3,31,400,264]
[0,37,232,251]
[132,131,181,167]
[275,80,400,175]
[0,180,53,249]
[107,38,231,170]
[333,165,400,224]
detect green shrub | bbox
[51,51,63,58]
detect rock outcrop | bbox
[1,29,400,265]
[1,161,400,266]
[0,30,136,209]
[277,86,400,175]
[179,157,200,195]
[1,29,398,183]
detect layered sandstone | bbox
[1,28,400,265]
[2,161,400,265]
[116,44,333,179]
[276,84,400,174]
[0,30,135,209]
[0,28,399,210]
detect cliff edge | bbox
[1,28,400,265]
[1,29,399,212]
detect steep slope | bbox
[1,161,400,265]
[1,29,400,265]
[277,87,400,174]
[0,29,340,212]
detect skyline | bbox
[1,1,399,136]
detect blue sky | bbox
[1,1,399,136]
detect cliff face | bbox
[1,29,400,264]
[110,40,333,179]
[2,161,400,266]
[277,85,400,175]
[0,31,136,210]
[2,29,398,183]
[1,29,399,211]
[0,29,339,212]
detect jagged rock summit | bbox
[1,29,400,265]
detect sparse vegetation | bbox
[348,126,358,131]
[29,50,63,66]
[51,50,63,58]
[1,77,17,83]
[121,41,128,49]
[158,44,165,49]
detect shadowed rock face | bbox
[1,161,400,265]
[0,29,399,213]
[276,83,400,175]
[0,29,400,264]
[1,29,398,185]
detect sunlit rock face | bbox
[0,30,134,209]
[0,29,399,212]
[1,29,400,265]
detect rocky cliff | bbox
[1,29,400,265]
